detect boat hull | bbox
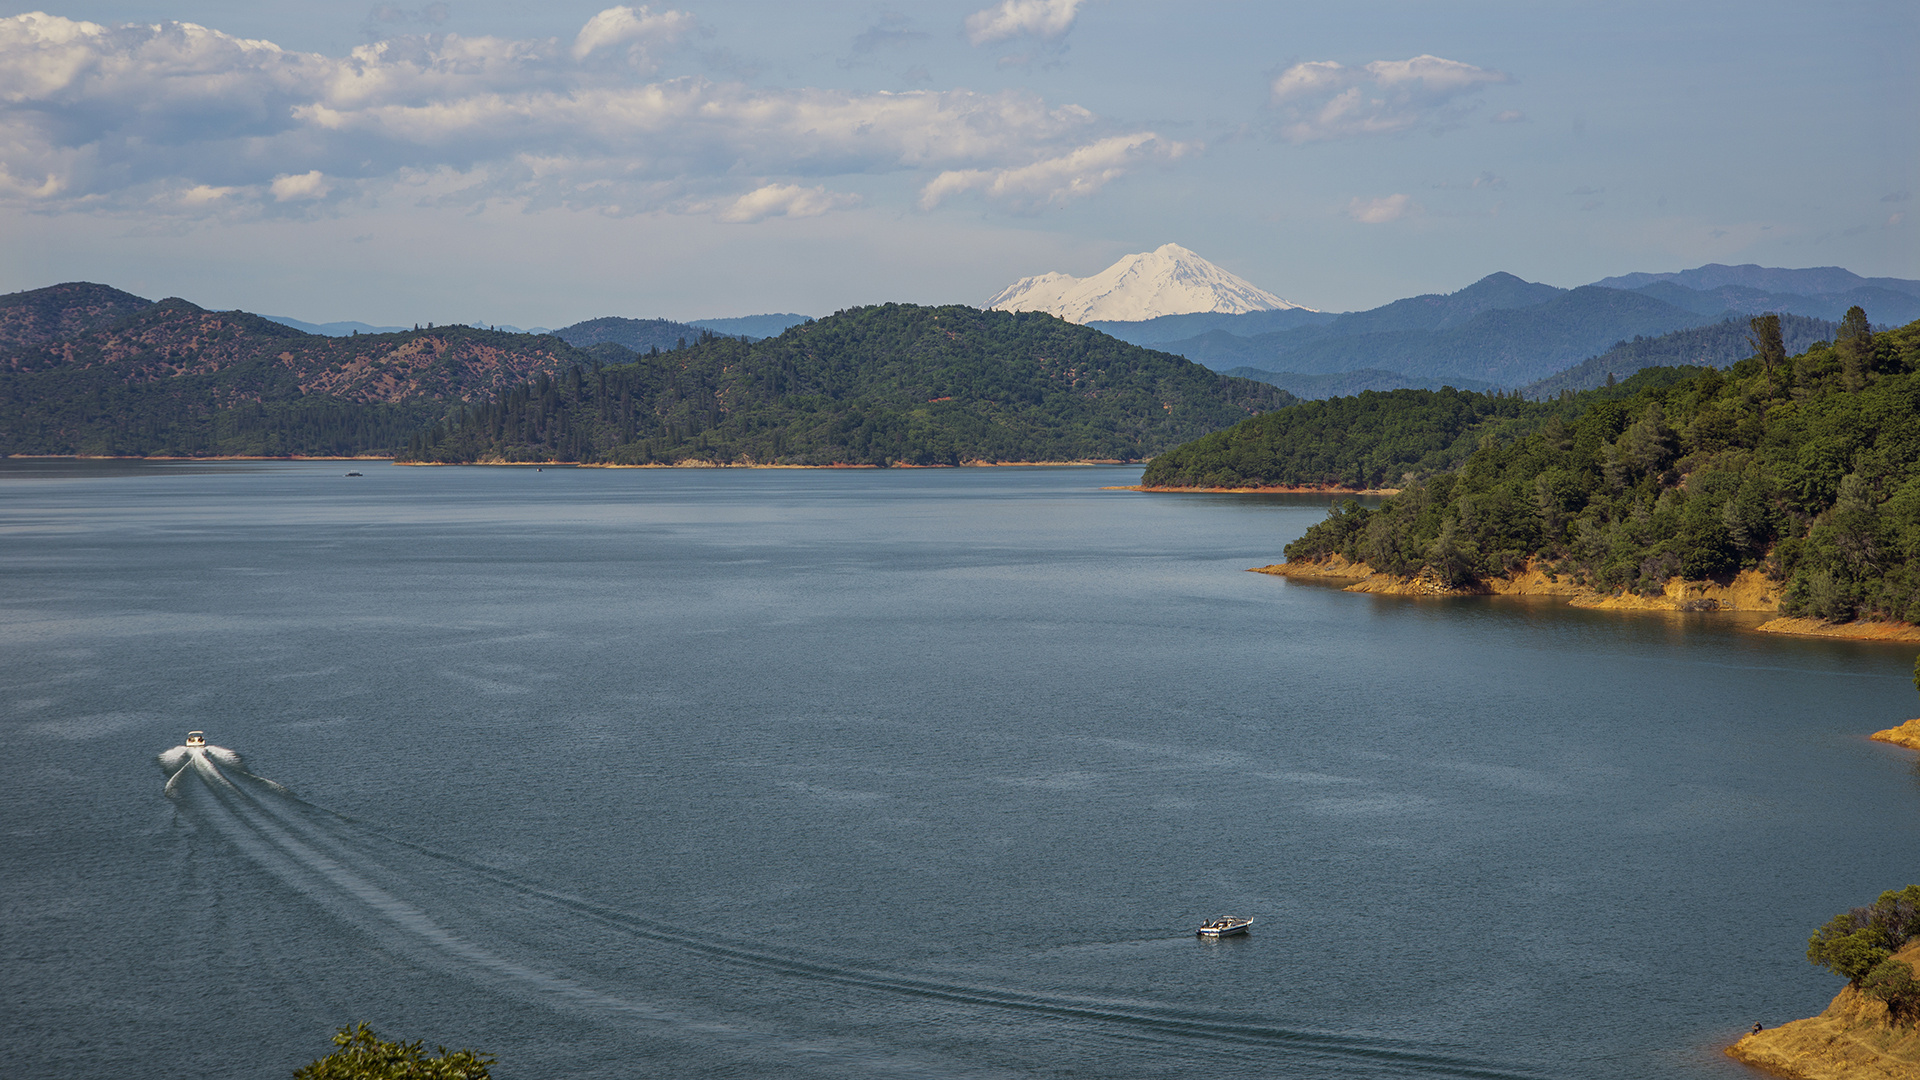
[1197,918,1251,937]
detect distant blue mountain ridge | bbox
[256,262,1917,395]
[1111,264,1919,392]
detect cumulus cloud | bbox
[1346,194,1411,224]
[714,183,860,223]
[0,9,1167,220]
[571,5,695,62]
[918,133,1189,213]
[1271,54,1510,142]
[964,0,1083,46]
[270,171,331,201]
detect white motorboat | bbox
[184,731,207,747]
[1197,917,1252,938]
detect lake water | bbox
[4,459,1917,1080]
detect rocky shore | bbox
[1252,556,1920,642]
[1726,945,1920,1080]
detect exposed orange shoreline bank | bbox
[1113,484,1402,495]
[7,453,393,461]
[410,459,1135,469]
[5,455,1133,468]
[1725,940,1920,1078]
[1255,555,1920,643]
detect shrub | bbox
[293,1023,494,1080]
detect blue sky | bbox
[1,0,1914,325]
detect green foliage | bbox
[401,304,1293,466]
[1141,366,1699,491]
[1808,886,1920,986]
[1280,318,1920,618]
[1865,958,1920,1025]
[293,1024,493,1080]
[0,300,595,458]
[1521,314,1837,399]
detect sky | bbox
[0,0,1915,325]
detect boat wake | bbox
[157,738,1548,1080]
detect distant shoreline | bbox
[5,454,394,462]
[1112,483,1401,495]
[3,455,1134,468]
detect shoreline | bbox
[1725,971,1920,1078]
[6,453,395,462]
[404,458,1139,469]
[1254,556,1920,643]
[3,454,1134,469]
[1113,483,1401,495]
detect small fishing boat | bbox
[345,471,363,477]
[1197,917,1252,938]
[184,731,207,747]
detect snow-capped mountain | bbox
[986,244,1311,323]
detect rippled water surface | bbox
[4,459,1917,1079]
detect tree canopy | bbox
[293,1024,494,1080]
[1281,316,1920,621]
[401,303,1293,466]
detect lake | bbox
[3,459,1915,1079]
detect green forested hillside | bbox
[0,282,153,349]
[1138,367,1701,490]
[403,304,1293,466]
[0,292,595,456]
[1284,316,1920,623]
[1520,313,1837,399]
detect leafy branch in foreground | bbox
[293,1023,494,1080]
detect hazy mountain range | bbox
[1118,266,1916,395]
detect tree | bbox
[293,1024,494,1080]
[1837,306,1875,390]
[1749,314,1787,392]
[1809,886,1920,986]
[1864,958,1920,1025]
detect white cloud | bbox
[919,133,1189,213]
[270,171,331,201]
[714,183,860,223]
[0,10,1161,221]
[964,0,1084,46]
[1346,194,1411,224]
[571,5,695,62]
[1491,110,1527,124]
[1271,55,1510,142]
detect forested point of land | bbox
[399,303,1295,467]
[1137,367,1702,491]
[1282,312,1920,625]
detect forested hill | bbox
[0,282,153,348]
[1137,367,1699,490]
[1285,317,1920,624]
[401,304,1294,466]
[1520,313,1837,399]
[0,288,597,457]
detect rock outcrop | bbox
[1727,943,1920,1079]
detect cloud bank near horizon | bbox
[0,7,1171,221]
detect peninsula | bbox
[1252,314,1920,642]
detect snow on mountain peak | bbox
[986,244,1311,323]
